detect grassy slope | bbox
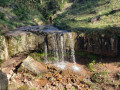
[54,0,120,32]
[0,5,46,34]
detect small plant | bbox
[117,72,120,80]
[17,84,29,90]
[30,52,45,62]
[63,87,66,90]
[0,12,5,20]
[48,57,57,61]
[13,4,29,20]
[0,59,2,66]
[72,86,75,90]
[87,60,95,71]
[90,72,108,83]
[75,51,87,56]
[30,88,34,90]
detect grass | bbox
[90,71,108,84]
[0,59,2,66]
[117,72,120,80]
[29,52,45,62]
[17,84,29,90]
[54,0,120,32]
[0,4,46,34]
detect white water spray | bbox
[45,42,48,63]
[68,33,76,64]
[60,34,64,62]
[52,33,59,61]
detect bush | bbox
[90,72,108,83]
[0,12,5,20]
[0,0,9,7]
[13,4,29,20]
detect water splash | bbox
[68,33,76,64]
[71,65,82,71]
[54,62,66,70]
[60,34,64,62]
[52,33,59,61]
[44,32,81,71]
[44,42,48,63]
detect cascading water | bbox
[60,34,64,62]
[44,31,81,71]
[68,33,81,71]
[44,42,48,63]
[68,33,76,64]
[53,33,59,61]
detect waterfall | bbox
[68,33,76,64]
[44,42,48,63]
[52,33,59,61]
[60,34,64,62]
[44,32,80,71]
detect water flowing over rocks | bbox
[0,25,119,61]
[0,25,119,90]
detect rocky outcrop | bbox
[74,33,118,57]
[0,35,9,61]
[0,70,8,90]
[6,31,45,56]
[0,25,119,61]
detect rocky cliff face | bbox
[6,31,45,56]
[0,25,119,61]
[0,35,9,61]
[74,33,118,57]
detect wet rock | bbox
[22,56,47,75]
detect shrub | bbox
[0,12,5,20]
[0,0,9,7]
[13,4,29,20]
[90,72,108,83]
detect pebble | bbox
[66,83,72,89]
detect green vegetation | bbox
[30,52,45,62]
[48,57,57,61]
[90,71,108,83]
[117,72,120,80]
[0,59,2,66]
[17,84,29,90]
[54,0,120,32]
[0,0,70,34]
[75,51,98,71]
[0,0,120,34]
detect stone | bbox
[0,70,8,90]
[0,35,9,61]
[22,56,47,75]
[6,31,45,56]
[66,83,72,89]
[7,74,11,80]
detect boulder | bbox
[22,56,47,75]
[6,31,45,56]
[0,35,9,61]
[0,70,8,90]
